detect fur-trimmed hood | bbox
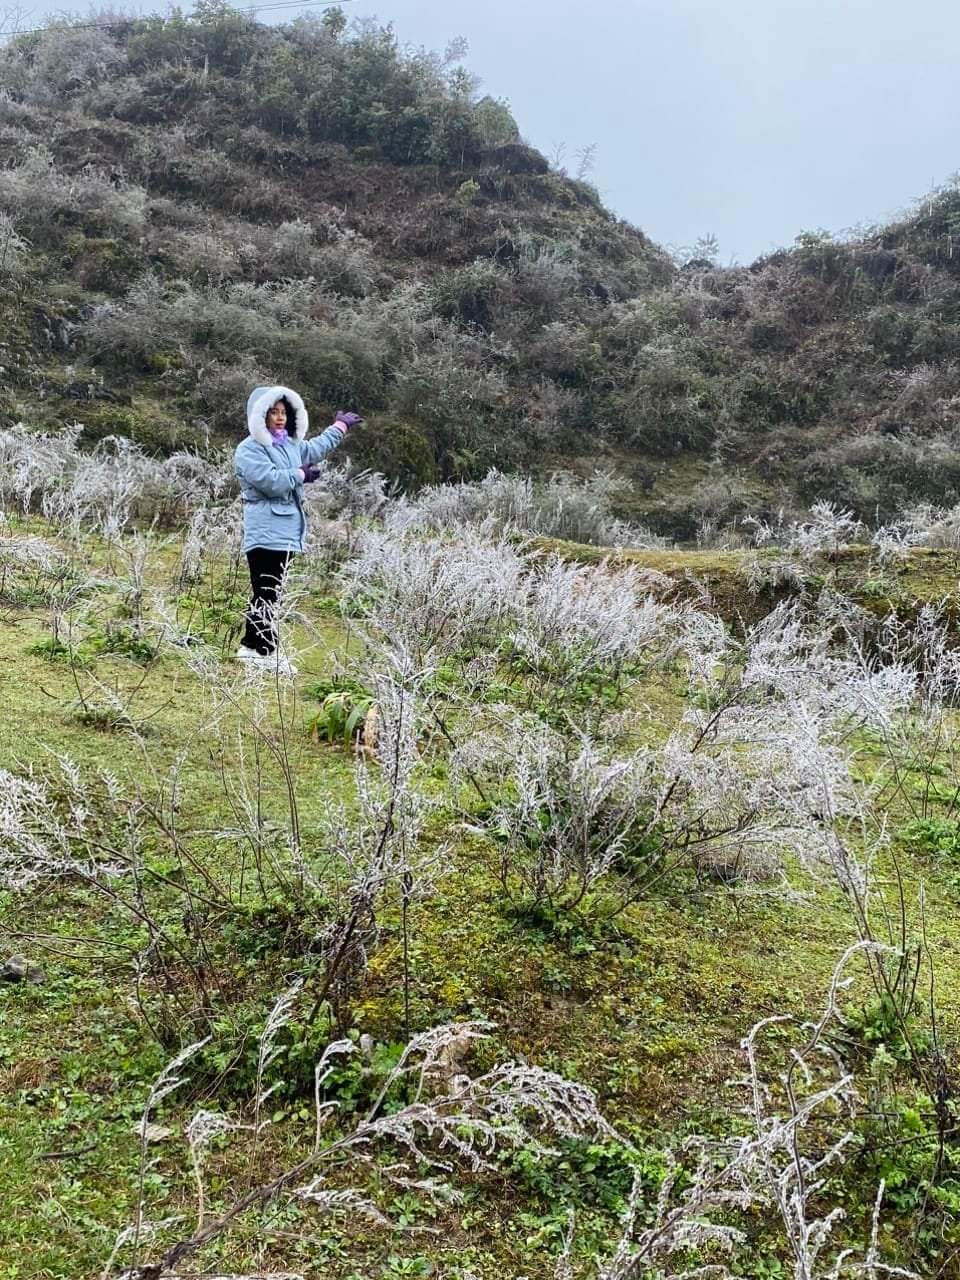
[246,385,309,446]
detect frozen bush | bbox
[788,500,864,555]
[309,236,380,298]
[340,525,529,665]
[873,501,960,555]
[394,339,506,420]
[306,459,397,520]
[0,426,233,532]
[81,274,174,363]
[394,468,664,549]
[738,553,807,593]
[512,556,668,685]
[0,146,147,244]
[459,717,660,907]
[0,24,126,102]
[163,227,244,283]
[513,231,581,315]
[176,500,243,583]
[0,211,28,282]
[454,688,849,909]
[114,1018,619,1279]
[188,357,270,433]
[745,502,866,557]
[83,275,362,393]
[450,599,923,910]
[0,757,127,890]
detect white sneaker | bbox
[243,649,298,677]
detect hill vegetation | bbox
[4,17,960,1277]
[2,429,960,1278]
[3,5,960,534]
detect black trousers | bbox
[242,548,293,655]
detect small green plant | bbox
[380,1256,432,1278]
[176,588,248,646]
[501,1136,649,1213]
[26,635,70,661]
[456,178,481,205]
[902,817,960,859]
[310,594,343,615]
[505,897,601,955]
[90,625,158,663]
[305,676,374,747]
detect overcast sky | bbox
[23,0,960,262]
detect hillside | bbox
[8,17,960,1279]
[4,441,960,1278]
[0,4,670,486]
[3,6,960,537]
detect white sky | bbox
[21,0,960,262]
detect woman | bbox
[234,385,362,671]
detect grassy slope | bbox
[3,529,960,1278]
[531,538,960,632]
[8,16,960,531]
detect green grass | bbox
[530,537,960,632]
[4,521,960,1277]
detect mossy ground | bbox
[533,537,960,632]
[4,523,960,1278]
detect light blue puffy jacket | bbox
[234,385,346,553]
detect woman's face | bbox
[267,401,287,431]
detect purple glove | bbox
[335,411,364,432]
[301,464,321,484]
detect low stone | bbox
[137,1122,173,1143]
[1,955,28,982]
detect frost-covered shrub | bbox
[310,235,380,298]
[82,275,383,409]
[80,274,172,364]
[459,717,659,907]
[392,468,664,548]
[873,500,960,555]
[0,147,147,244]
[454,696,842,909]
[746,501,865,557]
[511,556,667,688]
[394,340,505,422]
[448,599,920,909]
[162,227,244,284]
[0,211,28,282]
[0,757,127,890]
[340,525,528,665]
[513,231,581,315]
[176,500,243,583]
[788,500,864,555]
[0,25,127,104]
[114,1017,619,1279]
[263,217,316,275]
[0,88,40,125]
[739,553,807,593]
[187,357,269,434]
[432,256,508,329]
[306,459,397,520]
[0,426,232,532]
[341,523,680,688]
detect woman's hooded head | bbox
[246,386,309,446]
